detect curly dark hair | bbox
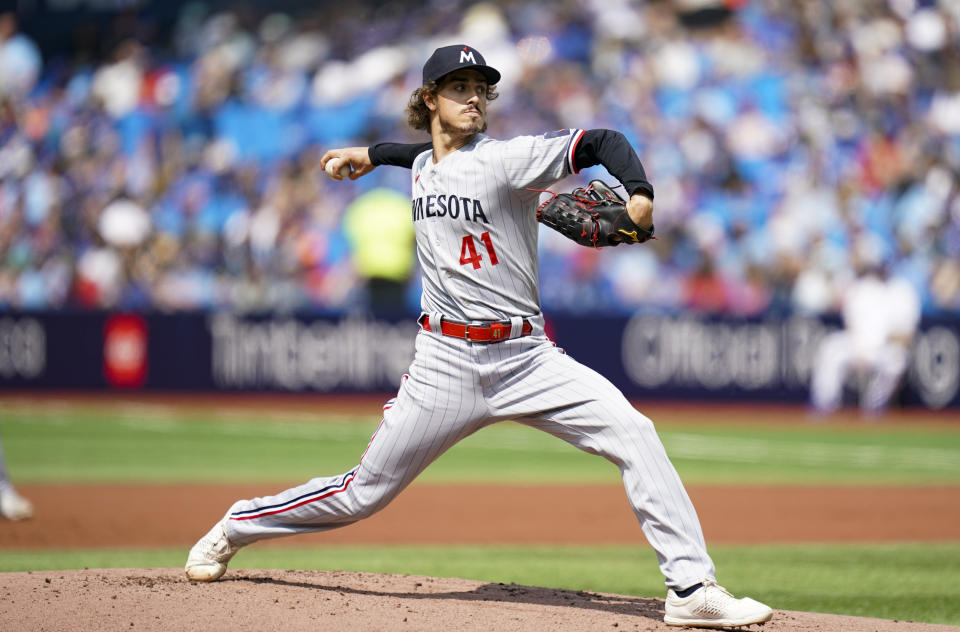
[405,78,499,132]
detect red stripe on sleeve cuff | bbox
[568,129,586,174]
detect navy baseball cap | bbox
[422,44,501,85]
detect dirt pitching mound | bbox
[1,568,953,632]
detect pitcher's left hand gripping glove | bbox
[536,180,654,248]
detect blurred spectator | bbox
[342,187,416,315]
[92,40,146,119]
[0,13,41,101]
[683,253,728,314]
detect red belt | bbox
[421,316,532,343]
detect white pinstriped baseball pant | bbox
[223,315,716,590]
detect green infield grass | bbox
[0,543,957,625]
[1,399,959,485]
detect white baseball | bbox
[325,158,351,180]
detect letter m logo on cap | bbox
[460,49,476,64]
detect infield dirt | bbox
[1,482,958,548]
[3,567,958,632]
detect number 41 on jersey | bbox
[459,231,499,270]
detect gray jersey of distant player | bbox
[411,129,581,321]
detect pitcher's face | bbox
[431,70,488,136]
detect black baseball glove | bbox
[536,180,655,248]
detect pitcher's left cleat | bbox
[185,515,243,582]
[664,579,773,629]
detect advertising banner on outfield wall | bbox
[548,313,960,410]
[1,311,958,408]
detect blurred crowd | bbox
[1,0,959,317]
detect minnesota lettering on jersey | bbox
[412,194,489,223]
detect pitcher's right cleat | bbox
[664,579,773,629]
[184,516,243,582]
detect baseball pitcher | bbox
[186,44,773,629]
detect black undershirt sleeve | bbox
[368,142,433,168]
[572,129,654,199]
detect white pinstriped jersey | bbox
[410,129,585,322]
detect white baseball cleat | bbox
[664,579,773,628]
[184,517,243,582]
[0,488,34,521]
